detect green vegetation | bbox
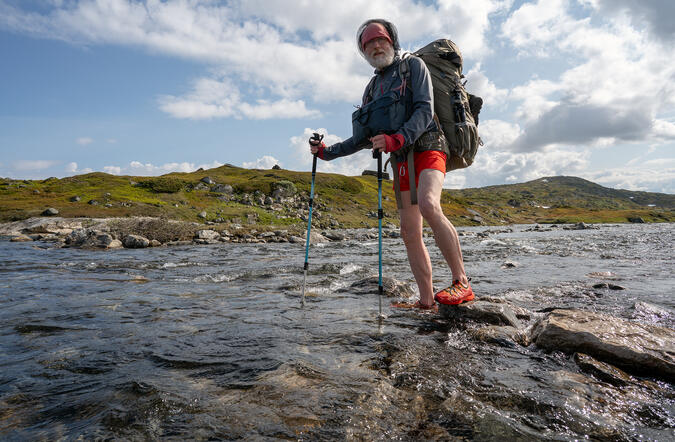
[0,168,672,227]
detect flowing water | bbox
[1,223,673,440]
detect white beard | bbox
[366,45,395,70]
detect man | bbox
[309,19,474,310]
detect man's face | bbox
[364,37,395,70]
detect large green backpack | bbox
[411,39,482,171]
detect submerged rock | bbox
[439,299,522,328]
[531,309,675,381]
[343,276,415,298]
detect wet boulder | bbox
[574,353,635,387]
[122,234,151,249]
[531,309,675,381]
[343,276,416,298]
[439,299,522,328]
[468,325,530,347]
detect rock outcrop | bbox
[531,308,675,381]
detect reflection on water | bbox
[1,223,673,439]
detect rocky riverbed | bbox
[1,221,673,439]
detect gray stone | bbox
[439,299,522,328]
[200,176,215,185]
[70,196,81,202]
[65,228,89,246]
[42,208,59,216]
[198,211,208,219]
[122,234,151,249]
[289,235,304,244]
[627,217,645,223]
[10,235,33,242]
[103,192,111,198]
[94,233,115,248]
[343,276,416,298]
[469,325,529,347]
[194,182,209,190]
[592,282,625,290]
[264,196,273,205]
[324,230,346,241]
[501,261,519,269]
[272,164,281,170]
[88,199,99,205]
[531,308,675,381]
[195,229,220,240]
[149,239,162,247]
[211,184,233,194]
[107,239,123,249]
[271,180,297,198]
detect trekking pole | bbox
[374,148,384,318]
[302,132,323,307]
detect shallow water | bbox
[1,223,673,440]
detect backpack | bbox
[411,39,483,171]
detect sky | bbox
[0,0,674,193]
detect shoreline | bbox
[1,215,669,250]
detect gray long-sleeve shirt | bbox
[322,55,438,161]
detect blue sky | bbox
[1,0,673,193]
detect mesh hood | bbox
[356,19,400,57]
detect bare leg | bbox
[416,169,468,286]
[398,190,435,306]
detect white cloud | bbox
[76,137,93,146]
[107,138,117,144]
[479,119,522,150]
[242,155,281,169]
[0,0,507,117]
[462,145,591,188]
[582,161,675,193]
[290,127,374,176]
[13,160,58,171]
[66,162,93,174]
[103,166,122,175]
[500,0,675,153]
[464,63,509,109]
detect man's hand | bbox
[370,133,405,153]
[309,133,325,158]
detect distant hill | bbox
[0,167,672,228]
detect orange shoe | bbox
[434,280,475,305]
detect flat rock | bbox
[323,230,346,241]
[342,276,415,298]
[439,299,522,328]
[107,239,123,249]
[10,234,33,242]
[531,308,675,381]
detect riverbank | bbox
[0,216,621,249]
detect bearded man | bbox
[309,19,474,310]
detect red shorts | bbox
[395,150,447,191]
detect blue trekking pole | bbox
[302,132,323,307]
[374,149,384,318]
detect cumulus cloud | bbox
[582,158,675,193]
[13,160,58,171]
[126,160,224,175]
[242,155,281,169]
[500,0,675,153]
[586,0,675,43]
[66,162,93,174]
[0,0,508,118]
[460,146,591,188]
[103,166,122,175]
[76,137,93,146]
[289,127,374,176]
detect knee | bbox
[418,198,442,220]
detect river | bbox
[1,223,673,440]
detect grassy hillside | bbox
[0,167,672,227]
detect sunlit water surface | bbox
[1,223,673,440]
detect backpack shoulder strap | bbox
[364,75,377,105]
